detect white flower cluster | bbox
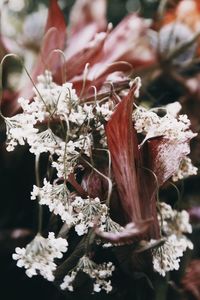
[158,202,192,237]
[31,180,74,225]
[132,102,197,181]
[12,233,68,281]
[60,255,115,293]
[31,181,114,237]
[5,114,38,152]
[151,202,193,276]
[73,197,108,236]
[150,234,190,277]
[133,102,196,142]
[5,70,114,180]
[172,156,198,181]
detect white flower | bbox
[158,202,192,236]
[133,103,197,142]
[74,223,87,236]
[73,197,107,236]
[172,156,198,181]
[166,102,182,117]
[72,196,84,210]
[28,128,63,155]
[5,114,38,151]
[33,71,79,118]
[93,283,101,292]
[60,255,115,293]
[151,202,194,276]
[52,141,79,179]
[95,101,113,121]
[60,272,76,291]
[151,234,186,276]
[12,233,68,281]
[31,180,75,225]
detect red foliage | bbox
[182,259,200,300]
[146,137,190,185]
[106,84,142,223]
[4,0,67,115]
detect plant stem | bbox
[35,154,43,234]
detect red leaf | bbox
[105,84,160,240]
[88,14,156,79]
[81,169,108,200]
[105,84,142,223]
[27,0,66,87]
[65,23,105,60]
[145,137,190,185]
[9,0,66,115]
[69,0,106,35]
[56,31,108,82]
[182,259,200,300]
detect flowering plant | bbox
[0,1,199,299]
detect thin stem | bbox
[80,63,90,99]
[35,154,43,234]
[168,181,181,210]
[0,53,53,117]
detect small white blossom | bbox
[52,141,79,179]
[12,233,68,281]
[31,180,74,225]
[73,197,107,236]
[151,234,186,276]
[95,101,114,121]
[5,114,38,151]
[60,255,115,293]
[172,156,198,181]
[133,103,196,142]
[166,102,181,117]
[151,202,193,276]
[60,272,76,291]
[33,71,79,119]
[158,202,192,236]
[28,128,63,155]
